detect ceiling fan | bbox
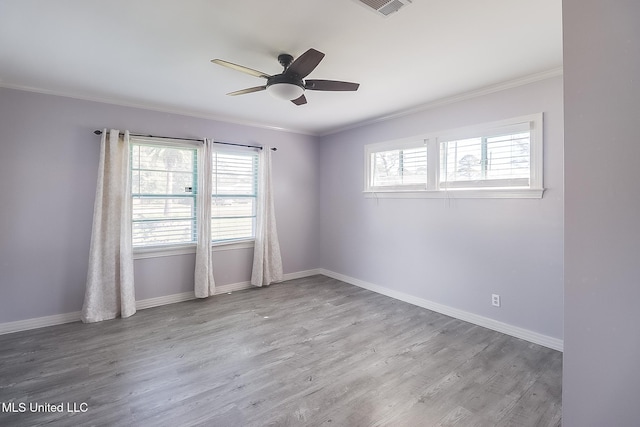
[211,48,359,106]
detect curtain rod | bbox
[93,130,276,151]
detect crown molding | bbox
[1,67,562,138]
[0,82,317,137]
[319,67,564,137]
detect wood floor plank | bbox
[0,275,562,426]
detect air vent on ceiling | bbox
[353,0,412,17]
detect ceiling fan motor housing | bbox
[278,54,294,69]
[267,73,304,88]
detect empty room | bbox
[1,1,639,426]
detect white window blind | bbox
[363,114,544,198]
[367,140,428,191]
[440,131,530,188]
[211,150,259,242]
[131,143,198,247]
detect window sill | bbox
[363,188,545,199]
[213,239,255,251]
[133,239,255,260]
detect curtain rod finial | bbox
[94,130,102,135]
[271,147,277,151]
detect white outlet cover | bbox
[491,294,501,307]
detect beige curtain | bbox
[251,147,283,286]
[195,138,215,297]
[81,129,135,323]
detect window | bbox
[131,140,198,247]
[368,141,428,190]
[364,114,543,198]
[130,137,260,252]
[211,149,259,242]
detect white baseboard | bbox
[318,269,563,352]
[0,268,561,352]
[283,268,322,281]
[136,281,255,310]
[135,291,196,310]
[0,311,83,336]
[0,269,322,336]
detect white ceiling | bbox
[0,0,562,135]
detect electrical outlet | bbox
[491,294,501,307]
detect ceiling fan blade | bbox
[226,86,267,96]
[286,49,325,78]
[305,80,360,91]
[211,59,271,79]
[291,94,307,106]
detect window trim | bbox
[130,137,200,249]
[210,145,260,243]
[363,113,544,199]
[129,136,260,258]
[364,136,430,192]
[133,239,256,260]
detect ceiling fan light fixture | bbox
[266,82,304,101]
[212,48,359,106]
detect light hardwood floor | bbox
[0,275,562,426]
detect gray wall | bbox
[318,76,564,340]
[563,1,640,425]
[0,88,320,322]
